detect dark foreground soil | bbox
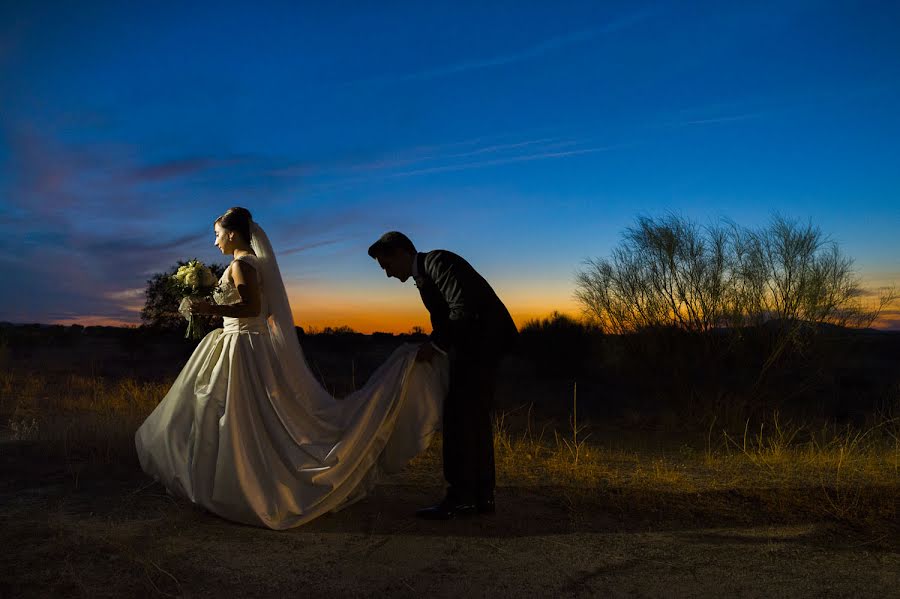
[3,442,899,599]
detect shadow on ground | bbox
[3,441,900,598]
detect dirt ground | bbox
[3,441,899,599]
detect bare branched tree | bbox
[575,214,736,333]
[576,214,895,337]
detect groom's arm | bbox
[424,251,482,353]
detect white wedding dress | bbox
[135,224,448,530]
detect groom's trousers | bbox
[442,352,500,502]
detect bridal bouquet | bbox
[171,259,219,339]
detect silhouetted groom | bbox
[369,232,519,519]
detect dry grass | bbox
[2,371,170,466]
[486,396,900,529]
[4,370,899,530]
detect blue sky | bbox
[1,1,898,331]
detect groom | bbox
[368,232,519,519]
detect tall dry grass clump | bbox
[3,371,169,464]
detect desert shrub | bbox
[518,312,602,379]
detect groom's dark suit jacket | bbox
[416,250,518,360]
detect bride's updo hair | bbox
[215,207,253,243]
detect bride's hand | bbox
[190,300,215,315]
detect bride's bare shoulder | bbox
[230,254,259,282]
[230,253,258,268]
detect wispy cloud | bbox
[81,232,205,257]
[428,137,575,162]
[267,132,630,193]
[387,144,626,178]
[665,112,765,128]
[875,315,900,331]
[854,287,893,298]
[280,239,343,256]
[345,9,657,87]
[293,136,574,178]
[105,288,145,303]
[128,157,220,182]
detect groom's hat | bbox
[368,231,416,258]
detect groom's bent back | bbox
[369,231,518,519]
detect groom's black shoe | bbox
[415,499,477,520]
[477,496,495,515]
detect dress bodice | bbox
[214,254,268,333]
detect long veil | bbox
[249,222,339,426]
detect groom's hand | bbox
[415,342,437,363]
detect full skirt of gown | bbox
[135,317,448,530]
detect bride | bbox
[135,207,448,530]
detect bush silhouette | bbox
[518,312,602,379]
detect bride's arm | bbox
[193,262,262,319]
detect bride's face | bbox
[213,223,235,255]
